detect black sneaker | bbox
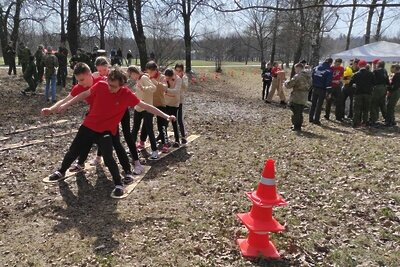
[324,115,330,120]
[280,101,287,105]
[49,171,64,181]
[181,138,187,145]
[313,121,321,126]
[113,186,124,196]
[172,142,180,148]
[123,173,134,185]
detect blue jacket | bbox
[312,62,333,90]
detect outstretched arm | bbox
[41,94,73,116]
[136,101,176,122]
[57,90,91,113]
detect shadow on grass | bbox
[320,123,352,135]
[51,167,134,256]
[244,257,295,267]
[295,130,327,139]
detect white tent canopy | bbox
[331,41,400,62]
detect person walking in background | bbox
[19,43,31,74]
[34,45,45,82]
[261,62,272,101]
[6,41,16,75]
[21,55,38,95]
[43,46,59,103]
[370,60,389,126]
[385,64,400,127]
[56,46,68,89]
[266,62,286,105]
[126,50,133,66]
[325,58,344,121]
[286,63,312,131]
[349,60,374,128]
[309,58,333,125]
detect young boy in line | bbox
[285,63,312,131]
[44,67,175,196]
[164,68,182,147]
[174,63,188,145]
[127,65,159,160]
[139,61,170,153]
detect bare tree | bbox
[364,0,378,44]
[374,0,386,41]
[127,0,148,70]
[67,0,80,55]
[346,0,357,50]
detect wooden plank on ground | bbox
[5,119,69,135]
[0,140,45,151]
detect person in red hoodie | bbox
[44,67,175,196]
[325,58,344,121]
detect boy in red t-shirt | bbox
[44,67,175,196]
[325,58,345,121]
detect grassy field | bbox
[0,67,399,266]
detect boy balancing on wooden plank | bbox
[42,66,175,196]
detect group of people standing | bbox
[262,57,400,131]
[40,57,188,196]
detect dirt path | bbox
[0,69,399,266]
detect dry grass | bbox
[0,68,399,266]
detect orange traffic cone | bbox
[237,204,284,233]
[248,159,287,207]
[237,231,280,258]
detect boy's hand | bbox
[167,115,176,122]
[41,108,52,116]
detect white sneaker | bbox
[133,161,145,175]
[90,156,102,166]
[149,150,159,160]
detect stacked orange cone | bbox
[237,159,287,258]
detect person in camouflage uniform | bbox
[21,55,38,95]
[285,63,312,131]
[43,46,59,102]
[56,46,68,88]
[5,41,17,75]
[34,45,45,82]
[385,64,400,127]
[370,60,389,125]
[18,43,31,73]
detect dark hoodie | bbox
[349,68,375,95]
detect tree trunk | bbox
[10,0,23,45]
[270,0,279,63]
[67,0,79,55]
[60,0,67,45]
[0,4,13,65]
[345,0,357,50]
[100,26,105,49]
[291,0,305,78]
[365,0,378,44]
[310,2,324,67]
[127,0,148,70]
[183,0,192,73]
[374,0,386,41]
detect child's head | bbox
[73,63,92,87]
[95,57,110,77]
[127,65,142,80]
[145,61,158,77]
[108,66,127,93]
[164,68,175,83]
[334,58,342,67]
[174,63,184,77]
[294,63,304,74]
[273,62,278,67]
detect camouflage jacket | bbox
[286,71,312,105]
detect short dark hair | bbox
[145,61,158,71]
[378,61,385,68]
[325,58,333,64]
[127,65,141,75]
[95,56,110,67]
[73,62,91,76]
[295,63,304,69]
[335,58,342,63]
[164,68,174,77]
[392,64,400,71]
[108,66,128,85]
[174,63,184,70]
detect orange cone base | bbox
[246,191,287,207]
[237,212,285,233]
[237,238,280,258]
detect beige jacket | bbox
[165,75,182,108]
[134,74,156,112]
[180,75,189,104]
[152,73,168,107]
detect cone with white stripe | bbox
[248,159,287,207]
